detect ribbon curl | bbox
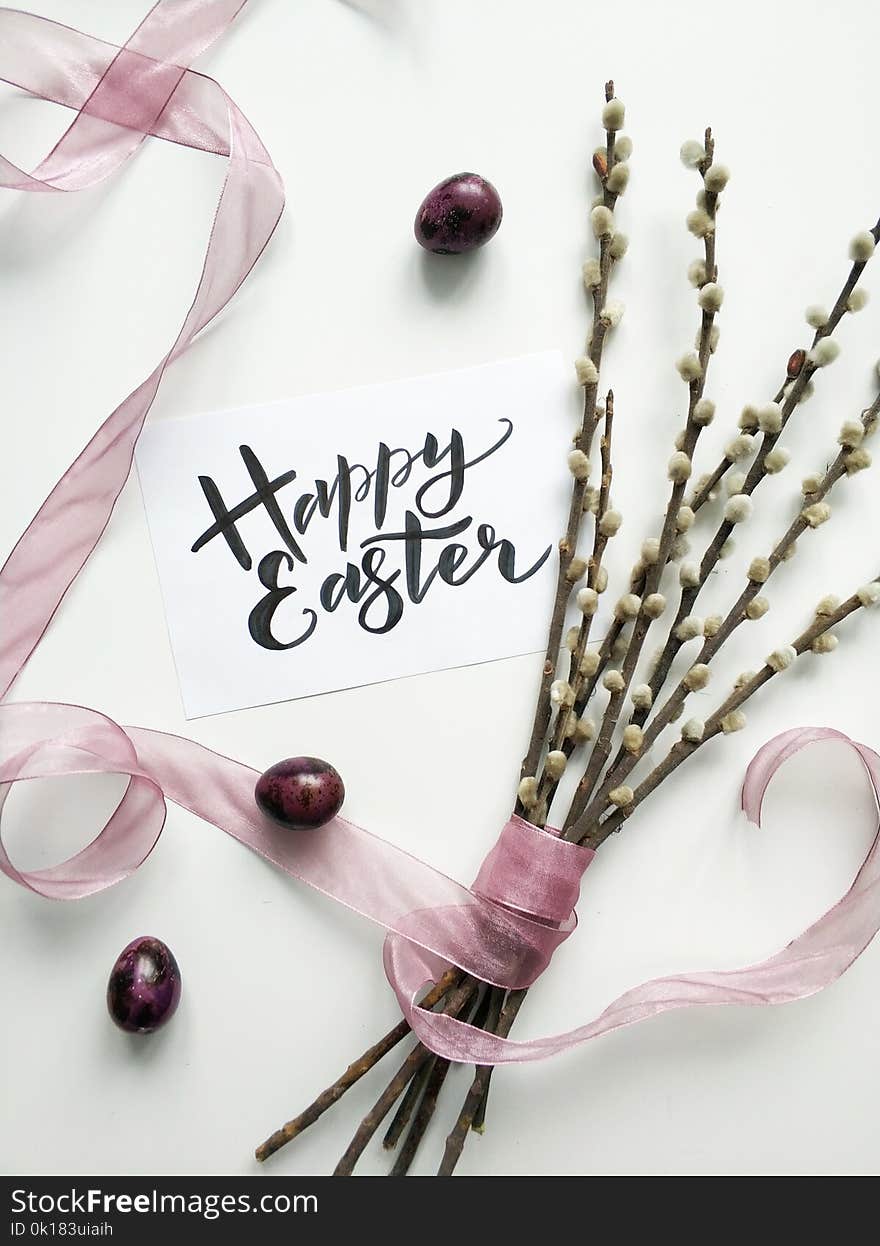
[2,3,880,1068]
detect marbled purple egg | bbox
[255,757,345,830]
[107,936,181,1035]
[414,172,503,254]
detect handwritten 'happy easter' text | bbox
[190,422,551,650]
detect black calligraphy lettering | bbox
[248,550,317,650]
[238,445,307,564]
[436,542,471,584]
[357,547,404,633]
[374,443,421,528]
[477,522,551,583]
[319,562,370,612]
[361,511,473,603]
[415,420,513,518]
[293,490,319,535]
[192,449,300,569]
[193,474,255,570]
[191,416,545,654]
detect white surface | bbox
[2,0,880,1178]
[135,353,570,717]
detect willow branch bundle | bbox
[255,83,880,1177]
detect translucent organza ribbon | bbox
[2,4,880,1066]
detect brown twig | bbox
[255,968,460,1162]
[386,983,494,1172]
[437,987,508,1175]
[563,127,723,828]
[569,391,880,841]
[517,91,627,806]
[636,216,880,731]
[399,981,505,1172]
[457,983,501,1135]
[332,977,478,1175]
[382,1055,435,1150]
[390,1054,453,1176]
[534,392,616,814]
[586,578,878,848]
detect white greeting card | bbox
[135,352,573,718]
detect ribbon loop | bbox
[0,704,166,899]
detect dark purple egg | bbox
[255,756,345,830]
[107,936,181,1035]
[414,172,503,254]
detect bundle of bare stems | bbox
[256,81,880,1176]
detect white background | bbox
[2,0,880,1178]
[134,354,571,717]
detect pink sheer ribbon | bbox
[2,3,880,1067]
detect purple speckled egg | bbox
[414,172,502,254]
[107,936,181,1035]
[255,757,345,830]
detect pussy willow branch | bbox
[564,130,723,827]
[466,83,628,1152]
[539,130,722,819]
[569,391,880,841]
[690,223,880,512]
[534,392,615,812]
[586,579,878,848]
[540,129,725,777]
[633,217,880,734]
[447,82,630,1164]
[577,220,880,786]
[517,79,622,802]
[569,391,615,696]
